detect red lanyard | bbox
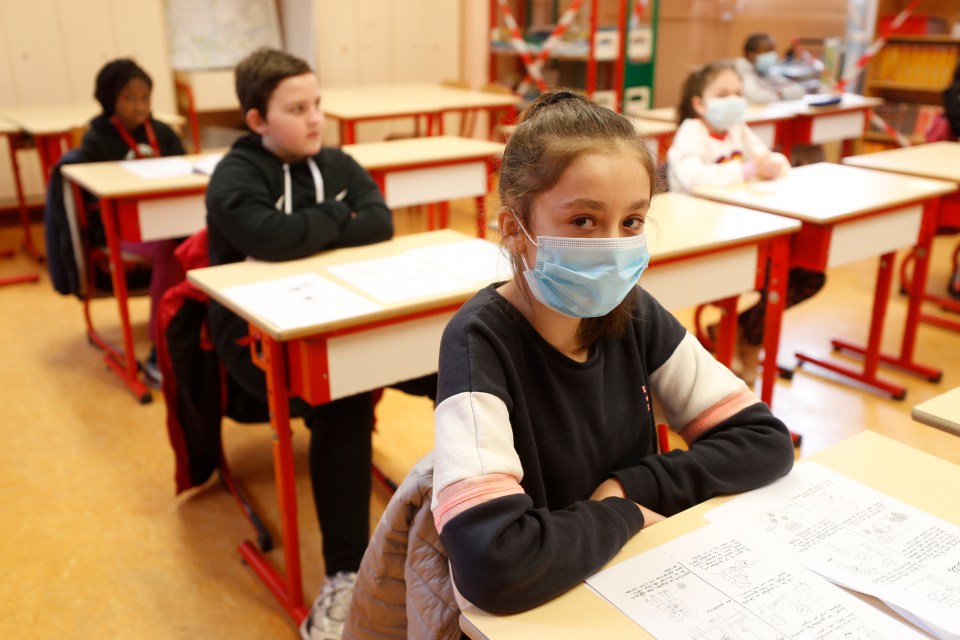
[110,116,160,158]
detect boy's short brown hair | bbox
[235,47,312,117]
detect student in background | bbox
[204,47,436,640]
[735,32,807,103]
[431,91,795,615]
[667,61,823,384]
[78,59,187,386]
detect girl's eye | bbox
[292,105,304,114]
[572,216,594,228]
[624,217,645,230]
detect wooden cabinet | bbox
[864,0,960,148]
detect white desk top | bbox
[321,83,521,120]
[0,103,184,135]
[630,118,677,136]
[60,153,217,198]
[912,387,960,436]
[0,117,17,134]
[842,141,960,184]
[342,135,505,170]
[693,162,957,224]
[646,192,799,261]
[188,230,499,341]
[635,94,882,126]
[461,430,960,639]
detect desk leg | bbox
[832,200,943,382]
[34,133,68,186]
[796,251,906,400]
[760,237,789,408]
[99,199,152,404]
[6,133,40,261]
[239,334,308,624]
[341,121,356,146]
[714,296,738,369]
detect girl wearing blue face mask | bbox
[430,91,795,616]
[668,62,824,385]
[734,32,807,103]
[667,60,790,196]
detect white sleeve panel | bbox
[649,332,758,437]
[432,391,524,511]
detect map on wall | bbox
[164,0,283,70]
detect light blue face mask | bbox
[514,215,651,318]
[703,95,748,133]
[754,50,778,75]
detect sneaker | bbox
[299,571,357,640]
[142,347,162,389]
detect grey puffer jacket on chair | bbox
[342,452,461,639]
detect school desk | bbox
[459,430,960,639]
[0,118,39,286]
[842,141,960,334]
[632,104,796,152]
[784,94,883,158]
[60,154,214,403]
[693,162,957,400]
[342,135,505,237]
[629,118,678,162]
[319,83,521,145]
[643,193,800,408]
[912,387,960,437]
[0,103,185,184]
[187,229,505,624]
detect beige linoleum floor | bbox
[1,195,959,639]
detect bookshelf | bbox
[864,1,960,149]
[488,0,658,115]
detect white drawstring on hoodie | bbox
[279,157,324,214]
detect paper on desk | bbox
[586,522,928,639]
[327,253,474,303]
[220,273,381,331]
[705,463,960,640]
[406,238,510,284]
[191,153,224,176]
[120,157,196,179]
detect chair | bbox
[174,80,203,153]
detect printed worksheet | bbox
[586,523,928,639]
[220,273,381,331]
[326,254,471,303]
[120,157,196,179]
[405,239,510,284]
[705,463,960,640]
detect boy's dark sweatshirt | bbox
[205,133,394,356]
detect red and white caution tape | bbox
[496,0,550,93]
[833,0,922,93]
[630,0,649,30]
[514,0,587,96]
[868,110,912,147]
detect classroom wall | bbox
[0,0,175,207]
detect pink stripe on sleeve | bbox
[677,388,759,445]
[434,474,524,533]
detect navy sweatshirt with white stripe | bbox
[432,284,794,614]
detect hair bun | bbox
[520,90,585,122]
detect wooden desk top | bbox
[342,136,505,170]
[60,153,216,198]
[646,192,800,263]
[630,118,677,136]
[912,386,960,436]
[0,117,17,134]
[635,94,881,126]
[693,162,957,224]
[321,83,521,120]
[188,230,499,341]
[461,431,960,639]
[842,141,960,184]
[0,103,185,135]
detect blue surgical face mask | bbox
[513,214,651,318]
[703,95,748,132]
[754,50,778,75]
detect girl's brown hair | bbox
[676,60,738,123]
[499,90,658,349]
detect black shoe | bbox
[948,270,960,301]
[142,347,162,389]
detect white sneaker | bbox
[299,571,357,640]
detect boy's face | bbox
[250,72,324,163]
[114,78,151,131]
